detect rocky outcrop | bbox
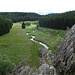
[7,48,56,75]
[38,48,54,64]
[7,58,31,75]
[52,25,75,75]
[32,63,56,75]
[31,48,56,75]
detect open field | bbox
[0,22,43,65]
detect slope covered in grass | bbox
[0,22,43,65]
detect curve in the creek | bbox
[26,32,49,50]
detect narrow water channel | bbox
[26,32,49,50]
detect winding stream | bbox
[26,32,49,50]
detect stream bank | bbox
[26,32,49,50]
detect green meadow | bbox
[25,23,67,53]
[0,22,43,65]
[0,21,67,74]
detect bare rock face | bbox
[52,25,75,75]
[32,63,56,75]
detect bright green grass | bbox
[0,22,43,65]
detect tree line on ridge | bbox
[39,11,75,30]
[0,12,41,23]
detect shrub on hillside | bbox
[0,55,15,75]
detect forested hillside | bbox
[0,16,13,36]
[0,12,41,23]
[0,11,75,30]
[39,11,75,30]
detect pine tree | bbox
[22,22,25,29]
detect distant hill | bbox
[0,11,75,30]
[39,11,75,30]
[0,12,42,23]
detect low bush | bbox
[0,55,15,75]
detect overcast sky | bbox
[0,0,75,15]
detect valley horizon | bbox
[0,10,75,15]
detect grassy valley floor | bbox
[0,21,67,74]
[25,24,67,53]
[0,22,43,65]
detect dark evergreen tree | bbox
[0,16,13,36]
[36,21,39,29]
[22,22,25,29]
